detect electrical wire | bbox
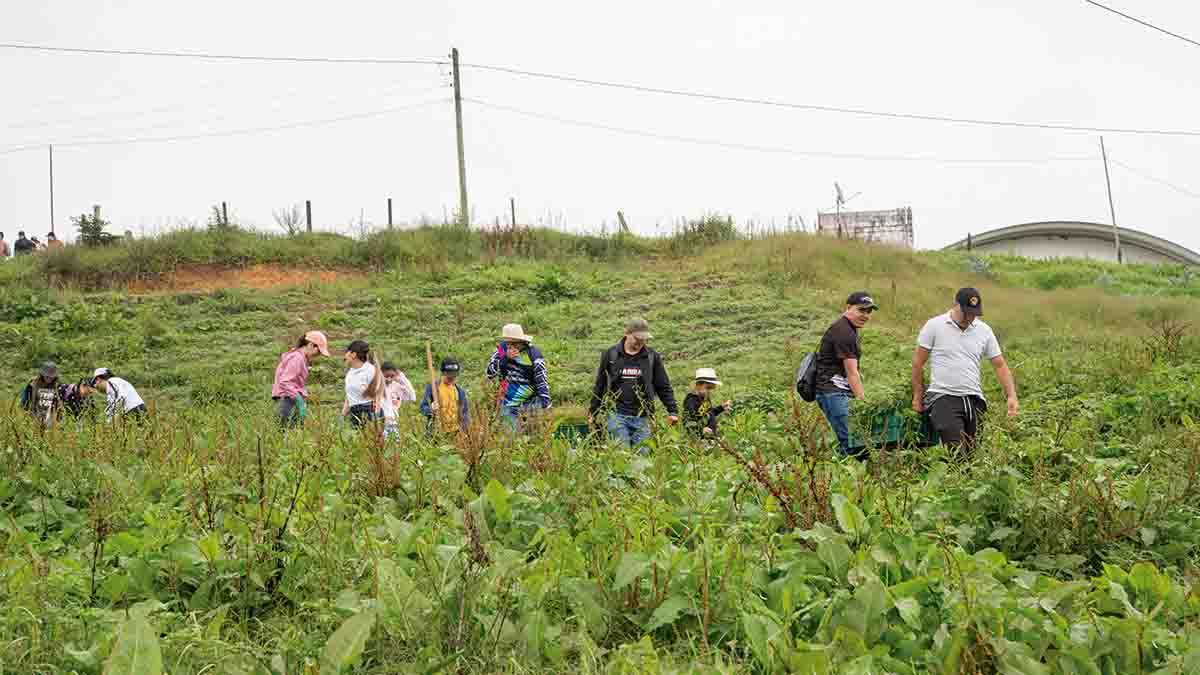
[0,41,447,65]
[1081,0,1200,49]
[1110,158,1200,199]
[0,97,448,154]
[6,40,1200,137]
[465,97,1095,165]
[462,62,1200,138]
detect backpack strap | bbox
[642,350,656,403]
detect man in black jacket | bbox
[588,318,678,450]
[13,231,35,256]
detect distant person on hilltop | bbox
[271,330,331,428]
[589,318,678,452]
[20,362,63,428]
[0,232,9,259]
[486,323,551,432]
[13,231,34,256]
[814,292,877,457]
[911,288,1019,456]
[47,232,64,249]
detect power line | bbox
[1110,158,1200,199]
[0,97,448,155]
[1081,0,1200,49]
[463,62,1200,138]
[0,41,447,66]
[466,97,1095,165]
[6,40,1199,137]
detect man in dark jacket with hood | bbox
[589,318,678,451]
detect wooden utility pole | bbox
[451,47,469,228]
[1099,136,1122,264]
[221,202,229,227]
[387,197,393,229]
[305,200,312,233]
[426,341,440,411]
[48,145,55,236]
[510,197,517,228]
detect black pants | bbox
[928,395,986,453]
[347,403,377,429]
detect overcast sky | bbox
[3,0,1199,250]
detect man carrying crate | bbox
[911,288,1019,456]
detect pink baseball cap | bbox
[304,330,331,356]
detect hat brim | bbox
[695,378,722,386]
[963,306,983,316]
[316,345,331,356]
[629,331,652,340]
[500,335,533,343]
[856,303,879,311]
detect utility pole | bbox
[451,47,469,228]
[222,201,229,227]
[48,145,55,236]
[1099,136,1122,264]
[387,197,393,229]
[510,197,516,228]
[306,200,312,233]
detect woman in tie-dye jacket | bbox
[486,323,551,431]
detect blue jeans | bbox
[500,402,543,433]
[607,412,651,451]
[816,392,853,455]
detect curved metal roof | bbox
[943,221,1200,265]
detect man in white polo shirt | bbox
[911,287,1018,454]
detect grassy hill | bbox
[2,224,1200,673]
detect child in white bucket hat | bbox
[683,368,732,437]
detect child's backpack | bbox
[795,352,818,402]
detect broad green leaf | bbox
[832,494,868,538]
[989,526,1017,542]
[817,537,852,581]
[1129,562,1169,607]
[485,479,512,523]
[377,560,431,626]
[204,605,229,641]
[787,645,831,675]
[613,552,651,591]
[103,616,163,675]
[645,595,690,632]
[894,596,922,630]
[198,532,223,562]
[564,578,607,637]
[320,610,376,675]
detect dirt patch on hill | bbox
[127,264,361,293]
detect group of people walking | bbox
[17,287,1017,458]
[0,231,63,258]
[813,287,1018,456]
[19,362,147,428]
[268,318,734,450]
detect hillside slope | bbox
[3,226,1200,673]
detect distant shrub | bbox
[667,214,739,256]
[532,269,580,304]
[0,292,57,322]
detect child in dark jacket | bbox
[420,358,470,435]
[683,368,732,437]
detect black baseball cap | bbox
[956,287,984,316]
[39,362,58,378]
[440,358,461,374]
[846,291,878,310]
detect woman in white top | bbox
[342,340,385,429]
[91,367,147,422]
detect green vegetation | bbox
[2,225,1200,673]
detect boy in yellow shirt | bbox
[420,358,470,435]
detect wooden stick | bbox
[426,340,440,411]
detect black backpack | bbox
[795,352,818,402]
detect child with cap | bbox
[272,330,330,428]
[92,368,147,422]
[683,368,732,437]
[420,358,470,435]
[20,362,63,428]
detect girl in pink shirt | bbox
[271,330,330,427]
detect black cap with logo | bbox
[440,358,461,374]
[956,287,984,316]
[846,291,879,310]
